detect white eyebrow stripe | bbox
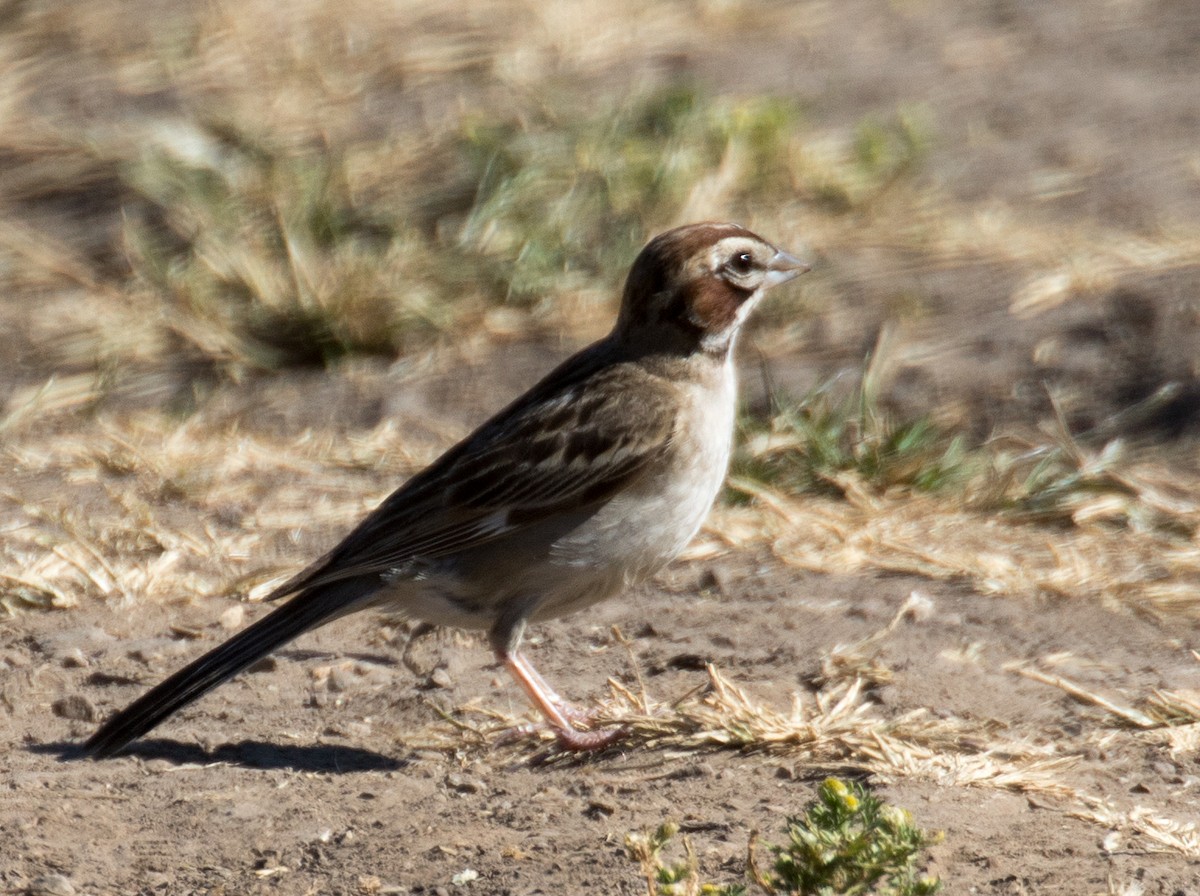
[709,237,766,267]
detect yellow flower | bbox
[824,778,849,797]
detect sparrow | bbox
[83,222,809,757]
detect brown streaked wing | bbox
[266,363,678,597]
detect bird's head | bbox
[615,222,810,357]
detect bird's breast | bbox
[549,362,737,584]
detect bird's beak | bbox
[763,249,812,288]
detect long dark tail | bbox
[84,580,375,759]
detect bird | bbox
[83,222,809,758]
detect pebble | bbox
[337,720,373,739]
[219,605,245,629]
[27,873,76,896]
[698,567,725,595]
[445,773,483,794]
[58,648,88,669]
[329,664,358,693]
[1,649,30,669]
[51,695,97,723]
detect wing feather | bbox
[267,351,678,598]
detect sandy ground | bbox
[4,1,1200,894]
[5,550,1200,894]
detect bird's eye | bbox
[725,252,755,276]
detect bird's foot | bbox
[497,649,627,751]
[551,721,627,752]
[550,700,605,728]
[495,711,627,753]
[547,699,628,751]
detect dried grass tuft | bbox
[1010,651,1200,734]
[411,664,1075,800]
[1072,797,1200,858]
[717,484,1200,620]
[401,659,1200,854]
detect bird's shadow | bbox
[31,738,406,773]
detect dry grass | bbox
[5,381,1197,622]
[7,392,1195,853]
[710,485,1200,620]
[403,658,1199,857]
[384,602,1200,857]
[412,660,1076,800]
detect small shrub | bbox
[750,778,941,896]
[626,778,940,896]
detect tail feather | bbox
[84,581,374,759]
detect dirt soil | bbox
[4,1,1200,895]
[5,551,1199,895]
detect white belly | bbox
[536,362,736,614]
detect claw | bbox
[552,722,627,752]
[496,648,627,752]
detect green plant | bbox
[749,778,941,896]
[626,779,940,896]
[795,105,930,213]
[626,821,745,896]
[729,360,1197,535]
[112,88,942,383]
[730,364,974,501]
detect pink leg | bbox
[502,650,626,752]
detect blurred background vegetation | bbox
[1,0,1198,534]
